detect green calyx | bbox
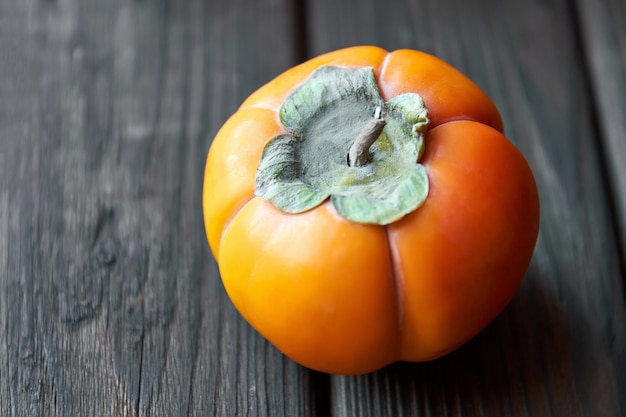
[255,66,429,225]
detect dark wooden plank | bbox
[306,0,626,415]
[0,0,321,416]
[575,0,626,259]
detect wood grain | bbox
[306,0,626,415]
[575,0,626,259]
[0,0,321,416]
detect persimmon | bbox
[203,46,539,375]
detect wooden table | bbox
[2,0,625,415]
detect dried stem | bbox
[348,107,386,167]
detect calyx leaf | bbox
[255,66,430,225]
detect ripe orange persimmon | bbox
[203,46,539,375]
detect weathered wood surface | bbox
[1,0,624,416]
[1,0,321,416]
[575,0,626,259]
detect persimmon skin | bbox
[389,121,539,362]
[203,107,286,261]
[379,49,504,131]
[219,199,400,375]
[241,46,388,111]
[202,46,540,375]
